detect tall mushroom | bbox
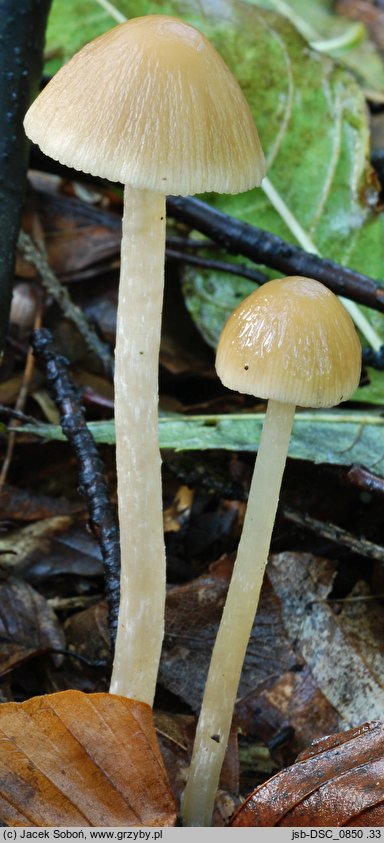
[23,15,265,706]
[181,275,361,826]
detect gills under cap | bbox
[215,276,362,408]
[24,15,265,195]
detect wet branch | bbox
[167,196,384,313]
[31,327,120,644]
[0,0,52,351]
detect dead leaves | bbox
[160,550,384,764]
[0,491,382,824]
[0,690,175,827]
[268,552,384,724]
[232,721,384,827]
[0,576,65,676]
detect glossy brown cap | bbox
[24,15,265,195]
[215,276,362,408]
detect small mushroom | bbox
[181,275,362,826]
[23,16,265,706]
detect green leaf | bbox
[16,410,384,477]
[174,0,384,346]
[44,0,384,346]
[182,269,256,349]
[243,0,384,101]
[354,367,384,406]
[45,1,384,271]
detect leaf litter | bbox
[0,0,384,826]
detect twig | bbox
[166,248,267,284]
[346,465,384,497]
[0,405,39,425]
[48,594,103,611]
[0,299,43,488]
[167,196,384,313]
[0,0,51,351]
[282,505,384,563]
[31,327,120,644]
[18,230,114,379]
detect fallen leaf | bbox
[268,552,384,723]
[0,484,78,522]
[28,177,121,277]
[231,721,384,826]
[0,516,73,573]
[0,577,65,676]
[1,517,104,584]
[161,555,298,711]
[0,690,176,827]
[19,410,384,479]
[236,664,342,754]
[161,554,342,759]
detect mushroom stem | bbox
[109,185,166,706]
[181,399,295,826]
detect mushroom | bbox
[181,275,361,826]
[23,15,265,706]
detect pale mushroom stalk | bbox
[23,14,265,711]
[110,187,166,703]
[181,399,294,826]
[182,276,361,826]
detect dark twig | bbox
[0,405,38,425]
[31,327,120,644]
[362,345,384,370]
[282,505,384,563]
[166,248,267,284]
[0,0,52,352]
[167,196,384,313]
[346,465,384,497]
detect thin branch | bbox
[167,196,384,314]
[18,231,114,379]
[31,327,120,645]
[346,465,384,497]
[0,0,52,351]
[166,248,267,284]
[282,505,384,563]
[0,297,43,489]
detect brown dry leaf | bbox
[161,554,291,712]
[337,580,384,685]
[0,484,78,522]
[0,690,176,827]
[237,665,342,755]
[160,555,342,755]
[0,516,73,572]
[0,517,104,583]
[231,721,384,827]
[57,601,112,692]
[24,177,121,277]
[268,552,384,723]
[0,577,65,676]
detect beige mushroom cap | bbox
[216,276,362,408]
[24,15,265,195]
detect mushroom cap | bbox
[24,15,265,195]
[215,276,362,408]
